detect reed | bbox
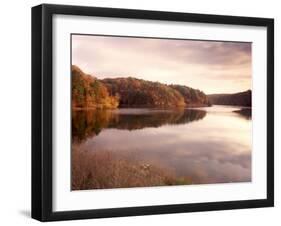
[72,147,191,190]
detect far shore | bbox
[72,103,211,111]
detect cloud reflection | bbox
[77,107,252,184]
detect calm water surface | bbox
[72,106,251,184]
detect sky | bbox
[72,35,252,94]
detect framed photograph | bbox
[32,4,274,221]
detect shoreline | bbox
[72,103,212,111]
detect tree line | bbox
[208,90,252,107]
[72,65,211,109]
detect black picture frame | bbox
[32,3,274,222]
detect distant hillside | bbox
[208,90,251,107]
[72,65,211,109]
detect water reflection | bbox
[72,106,252,187]
[72,108,206,142]
[233,108,252,120]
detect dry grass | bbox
[72,147,191,190]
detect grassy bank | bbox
[72,147,191,190]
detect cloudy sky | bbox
[72,35,251,94]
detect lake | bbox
[72,105,252,189]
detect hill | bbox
[72,65,211,109]
[208,90,251,107]
[102,77,185,108]
[102,78,210,108]
[170,84,211,107]
[72,65,119,109]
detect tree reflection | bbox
[72,108,206,142]
[233,108,251,120]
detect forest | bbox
[72,65,211,109]
[208,90,252,107]
[72,65,119,109]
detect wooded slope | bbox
[208,90,251,107]
[72,65,211,109]
[72,65,119,109]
